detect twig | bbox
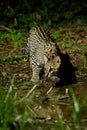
[46,87,53,94]
[58,102,69,105]
[0,25,12,33]
[58,95,69,100]
[25,84,38,98]
[26,105,37,116]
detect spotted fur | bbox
[24,25,61,82]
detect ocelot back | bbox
[24,25,61,82]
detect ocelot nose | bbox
[45,73,49,77]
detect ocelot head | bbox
[44,43,61,79]
[44,55,61,78]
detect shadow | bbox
[55,53,77,87]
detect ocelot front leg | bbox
[31,65,42,82]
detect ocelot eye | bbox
[48,57,50,60]
[52,55,55,59]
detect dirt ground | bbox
[0,25,87,129]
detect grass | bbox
[0,31,24,49]
[69,88,81,130]
[0,76,83,130]
[0,55,28,64]
[0,76,36,130]
[0,26,87,129]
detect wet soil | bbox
[0,25,87,129]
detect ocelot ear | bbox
[44,55,48,64]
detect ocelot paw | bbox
[30,78,39,83]
[50,76,60,82]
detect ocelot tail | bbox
[23,25,61,82]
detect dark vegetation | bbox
[0,0,87,29]
[0,0,87,130]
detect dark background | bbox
[0,0,87,29]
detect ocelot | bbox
[23,25,61,82]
